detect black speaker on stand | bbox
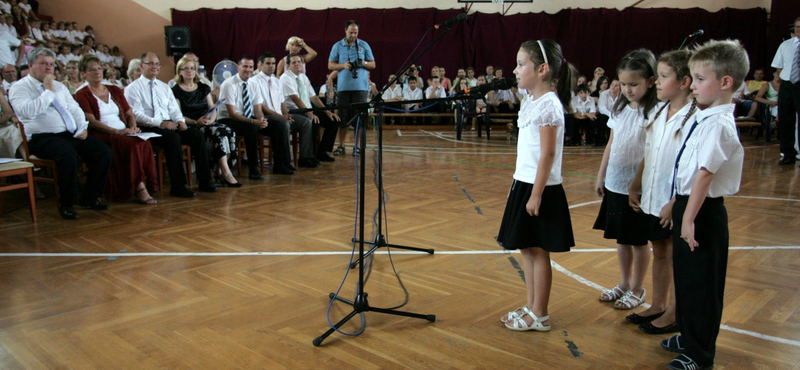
[165,25,191,58]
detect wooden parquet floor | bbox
[1,128,799,369]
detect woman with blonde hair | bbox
[61,60,83,95]
[276,36,317,77]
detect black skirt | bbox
[497,180,574,252]
[592,189,650,246]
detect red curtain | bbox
[172,7,768,87]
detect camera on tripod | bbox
[351,58,363,78]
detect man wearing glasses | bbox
[124,51,216,197]
[2,64,17,94]
[9,47,113,219]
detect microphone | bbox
[464,77,517,95]
[688,29,704,38]
[435,13,468,30]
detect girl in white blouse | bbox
[627,50,696,335]
[594,49,660,311]
[498,39,577,332]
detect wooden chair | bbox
[17,122,86,206]
[0,160,37,222]
[155,145,192,193]
[235,133,299,175]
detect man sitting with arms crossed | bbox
[10,47,112,219]
[280,53,340,161]
[218,55,296,176]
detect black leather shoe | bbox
[199,184,219,192]
[298,158,319,168]
[80,200,110,210]
[170,187,197,198]
[285,163,297,172]
[639,321,680,335]
[249,170,265,180]
[317,152,335,162]
[625,310,665,325]
[778,158,796,165]
[59,206,79,220]
[272,164,296,175]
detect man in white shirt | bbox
[9,47,112,219]
[218,54,295,176]
[252,51,321,168]
[280,53,340,161]
[772,17,800,165]
[0,30,20,68]
[381,74,403,124]
[124,51,214,197]
[402,78,423,124]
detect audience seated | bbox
[73,53,158,205]
[17,0,32,19]
[0,30,20,70]
[381,73,403,123]
[490,68,516,113]
[0,0,10,16]
[279,52,338,164]
[424,75,446,123]
[426,65,439,87]
[399,63,423,89]
[753,68,780,126]
[10,5,27,38]
[171,55,240,187]
[569,83,598,145]
[466,67,477,87]
[4,14,16,38]
[0,88,22,158]
[276,36,317,78]
[9,47,112,219]
[2,64,16,93]
[218,54,295,177]
[590,75,610,105]
[734,67,767,120]
[123,58,140,86]
[402,77,423,124]
[596,76,619,146]
[438,66,452,92]
[589,67,604,92]
[124,51,214,197]
[484,65,494,82]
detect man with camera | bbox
[328,20,375,156]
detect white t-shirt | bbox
[97,95,127,131]
[382,85,402,101]
[570,95,596,114]
[425,85,445,99]
[639,101,693,216]
[604,104,655,195]
[513,91,565,185]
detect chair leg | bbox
[157,150,164,194]
[26,167,36,222]
[183,145,193,188]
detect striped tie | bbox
[791,42,800,84]
[242,82,253,118]
[150,81,163,120]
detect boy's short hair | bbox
[689,39,750,91]
[576,83,590,93]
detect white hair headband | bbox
[537,40,548,65]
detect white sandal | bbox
[500,307,526,323]
[504,306,551,332]
[614,289,646,310]
[599,285,626,302]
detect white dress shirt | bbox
[279,69,314,110]
[640,101,693,216]
[598,90,618,116]
[382,85,403,101]
[605,104,656,195]
[771,37,800,81]
[0,31,20,67]
[570,95,596,114]
[218,73,263,119]
[123,75,184,127]
[425,86,446,99]
[251,71,283,114]
[9,75,88,139]
[673,103,743,198]
[514,92,565,186]
[403,86,423,109]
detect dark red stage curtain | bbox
[172,7,768,87]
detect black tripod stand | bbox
[313,17,470,346]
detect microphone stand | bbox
[313,21,467,347]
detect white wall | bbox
[136,0,771,21]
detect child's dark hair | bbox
[646,49,695,131]
[576,83,590,93]
[520,39,578,112]
[612,49,658,119]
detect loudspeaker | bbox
[165,26,191,56]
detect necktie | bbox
[242,81,252,118]
[670,118,701,199]
[296,76,307,105]
[791,41,800,84]
[150,80,165,121]
[42,84,76,133]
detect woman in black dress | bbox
[172,56,240,187]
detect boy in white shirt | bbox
[403,78,423,124]
[424,75,446,123]
[660,39,747,370]
[381,74,403,124]
[569,83,597,145]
